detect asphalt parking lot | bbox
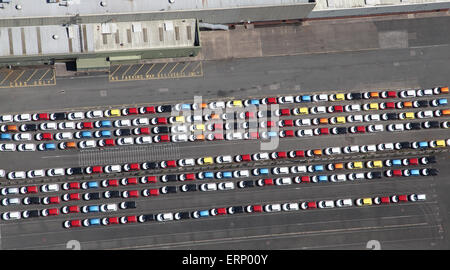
[0,67,55,89]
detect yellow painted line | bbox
[25,69,39,82]
[157,63,168,77]
[145,63,156,76]
[13,70,26,83]
[121,65,133,79]
[167,62,179,75]
[132,64,145,77]
[179,62,191,74]
[38,69,51,81]
[110,65,122,77]
[191,61,202,72]
[0,70,14,85]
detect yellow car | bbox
[356,198,373,206]
[331,93,345,101]
[169,116,185,124]
[431,140,446,148]
[106,109,121,117]
[331,116,346,124]
[227,100,243,108]
[293,107,309,115]
[364,103,379,110]
[400,112,415,120]
[197,156,213,165]
[367,160,383,168]
[347,161,363,169]
[190,124,205,132]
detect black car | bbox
[257,110,272,118]
[20,124,37,132]
[395,141,411,150]
[115,128,131,136]
[415,100,429,108]
[225,122,241,130]
[67,167,83,175]
[143,162,159,170]
[23,210,40,218]
[161,186,177,194]
[157,105,172,113]
[228,206,244,214]
[83,192,100,200]
[103,190,121,199]
[120,201,136,209]
[424,156,436,164]
[180,184,197,192]
[423,121,440,129]
[238,180,255,188]
[50,112,66,121]
[161,174,177,182]
[152,126,169,134]
[331,127,347,135]
[382,113,399,121]
[138,214,155,222]
[405,122,421,130]
[423,168,438,176]
[347,92,362,100]
[368,171,382,179]
[23,197,40,205]
[175,212,191,220]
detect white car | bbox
[216,155,233,163]
[187,115,203,123]
[209,101,226,109]
[233,170,250,178]
[275,177,292,185]
[178,158,195,167]
[347,114,363,122]
[27,169,45,178]
[0,115,13,123]
[7,171,26,180]
[14,113,32,122]
[417,110,434,118]
[172,134,188,142]
[2,197,20,206]
[200,183,217,191]
[225,132,243,141]
[264,204,282,212]
[312,94,328,102]
[67,112,85,120]
[86,110,104,118]
[318,200,335,208]
[387,123,404,132]
[100,203,118,212]
[399,90,416,98]
[343,145,360,154]
[417,89,434,96]
[156,213,174,222]
[0,169,4,178]
[58,122,76,130]
[47,168,65,177]
[252,152,270,161]
[218,182,235,190]
[409,194,426,202]
[367,124,383,133]
[330,174,347,182]
[310,106,327,114]
[364,114,381,122]
[360,144,377,152]
[13,133,31,141]
[336,198,353,207]
[295,118,311,126]
[117,137,134,145]
[290,165,307,173]
[2,211,21,220]
[377,142,394,151]
[282,203,299,211]
[0,143,16,151]
[132,118,149,126]
[114,119,131,127]
[171,125,188,133]
[324,147,341,155]
[272,167,289,175]
[135,136,152,144]
[296,129,313,137]
[41,184,59,192]
[345,104,361,112]
[1,187,19,195]
[104,165,122,173]
[78,140,96,149]
[278,96,294,103]
[18,143,35,152]
[54,132,73,140]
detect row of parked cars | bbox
[59,192,427,228]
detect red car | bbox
[105,217,120,225]
[87,166,103,174]
[289,150,305,158]
[151,117,168,125]
[62,193,81,201]
[100,139,115,147]
[146,188,160,196]
[329,105,344,113]
[271,151,287,159]
[279,119,294,127]
[408,158,419,166]
[121,177,138,186]
[122,190,139,198]
[263,121,274,128]
[141,176,157,184]
[235,154,251,162]
[388,169,403,177]
[244,112,255,119]
[258,178,274,186]
[77,122,93,129]
[135,127,150,135]
[34,113,50,121]
[315,128,329,135]
[280,130,294,137]
[64,220,81,228]
[277,109,291,116]
[381,102,396,110]
[214,208,227,215]
[43,196,60,205]
[380,197,390,204]
[382,91,397,98]
[121,216,137,224]
[161,160,176,168]
[303,201,317,209]
[393,194,408,203]
[263,97,277,104]
[212,123,223,131]
[42,208,59,216]
[155,134,170,143]
[212,133,224,140]
[62,182,80,190]
[62,205,80,214]
[102,179,119,187]
[123,107,138,115]
[251,205,263,212]
[180,173,195,181]
[245,132,259,140]
[36,133,53,141]
[20,185,38,194]
[140,106,156,114]
[124,163,140,171]
[300,176,311,183]
[350,126,366,134]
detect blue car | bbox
[410,169,420,176]
[82,181,99,189]
[38,143,56,151]
[392,159,402,166]
[254,168,269,176]
[314,165,324,172]
[432,98,448,106]
[0,133,12,140]
[84,218,101,226]
[301,95,312,102]
[97,120,112,128]
[265,131,278,138]
[198,172,214,180]
[178,104,191,111]
[199,210,210,218]
[247,99,260,106]
[78,131,92,139]
[83,205,100,213]
[418,141,428,148]
[95,130,111,138]
[318,175,328,182]
[216,171,233,179]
